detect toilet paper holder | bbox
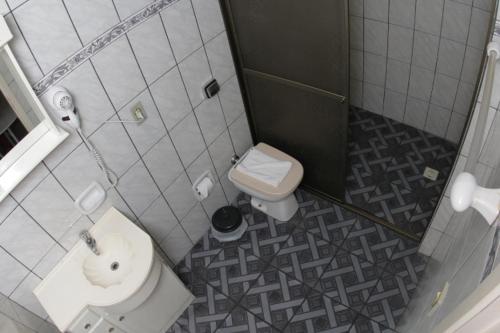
[192,170,215,201]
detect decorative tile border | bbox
[32,0,179,96]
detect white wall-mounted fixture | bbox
[192,170,214,201]
[451,172,500,225]
[0,17,68,201]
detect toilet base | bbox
[250,193,299,221]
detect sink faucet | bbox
[79,230,100,256]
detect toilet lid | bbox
[212,206,242,233]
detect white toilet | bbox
[228,143,304,221]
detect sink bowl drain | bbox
[110,262,120,271]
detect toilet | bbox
[228,143,304,221]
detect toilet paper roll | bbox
[196,177,214,200]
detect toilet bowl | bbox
[228,143,304,221]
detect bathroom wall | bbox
[399,7,500,331]
[0,0,251,327]
[350,0,496,143]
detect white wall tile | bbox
[32,244,66,279]
[128,15,175,84]
[139,195,178,243]
[142,136,184,192]
[64,0,119,44]
[365,0,389,22]
[21,175,80,240]
[363,82,385,114]
[219,76,245,126]
[446,112,467,143]
[350,16,364,51]
[229,113,253,156]
[349,0,364,17]
[0,195,17,224]
[186,150,217,184]
[350,79,364,108]
[386,59,411,94]
[170,113,206,166]
[441,0,471,43]
[431,74,459,109]
[91,36,146,110]
[408,66,435,101]
[88,188,135,222]
[208,130,235,177]
[163,173,197,221]
[404,97,429,129]
[178,47,212,107]
[117,160,160,216]
[220,170,240,204]
[388,24,414,63]
[52,144,106,198]
[162,0,203,62]
[200,182,228,218]
[194,97,227,145]
[58,216,94,250]
[181,203,210,243]
[364,19,388,56]
[350,49,364,80]
[88,121,140,177]
[206,32,235,84]
[160,223,193,264]
[117,89,167,155]
[13,0,82,72]
[412,31,439,70]
[389,0,416,28]
[112,0,150,20]
[383,90,407,122]
[461,46,483,84]
[191,0,224,43]
[0,207,54,269]
[10,273,46,319]
[437,39,466,79]
[364,53,387,86]
[425,104,451,137]
[415,0,444,36]
[0,248,29,296]
[150,67,192,131]
[4,14,43,83]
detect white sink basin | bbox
[83,233,133,288]
[34,208,161,332]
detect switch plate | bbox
[131,102,146,124]
[423,167,439,181]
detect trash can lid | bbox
[212,206,242,233]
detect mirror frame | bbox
[0,17,67,202]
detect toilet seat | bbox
[229,143,304,202]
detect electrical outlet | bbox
[131,102,146,124]
[423,167,439,181]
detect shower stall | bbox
[220,0,497,241]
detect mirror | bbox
[0,17,67,201]
[0,55,42,158]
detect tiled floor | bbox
[168,190,427,333]
[345,107,458,237]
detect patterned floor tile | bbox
[269,228,339,287]
[348,314,397,333]
[239,267,312,330]
[284,290,358,333]
[366,182,419,231]
[385,238,427,284]
[296,204,357,247]
[313,250,384,311]
[342,218,401,268]
[205,244,269,302]
[168,282,238,333]
[216,304,281,333]
[361,270,414,329]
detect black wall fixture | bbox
[219,0,350,199]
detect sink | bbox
[34,208,162,331]
[82,233,133,288]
